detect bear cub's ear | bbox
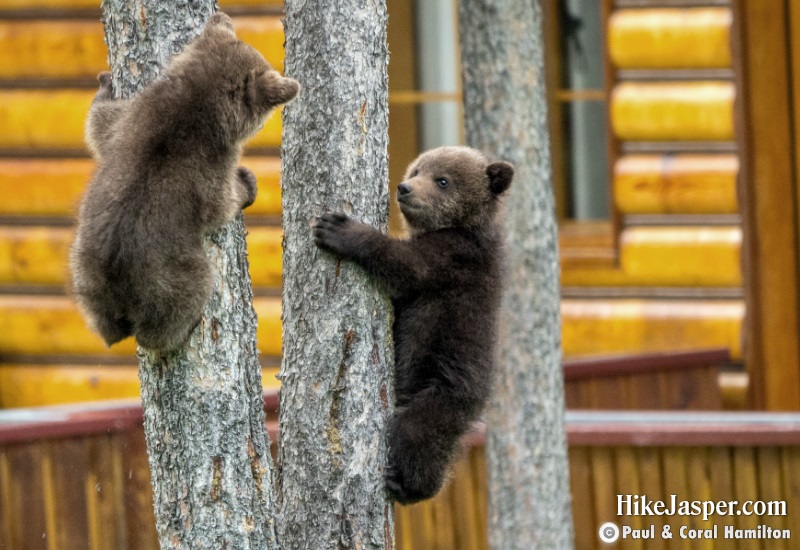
[487,161,514,195]
[204,12,236,36]
[246,69,301,109]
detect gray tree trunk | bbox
[278,2,394,550]
[458,1,574,549]
[102,2,278,548]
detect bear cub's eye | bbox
[411,169,419,177]
[435,177,449,189]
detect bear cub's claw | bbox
[311,212,352,254]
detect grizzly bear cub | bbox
[312,146,513,504]
[70,12,299,351]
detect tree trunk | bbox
[278,2,394,550]
[458,1,574,549]
[102,2,278,548]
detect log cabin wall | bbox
[0,0,749,410]
[554,0,748,407]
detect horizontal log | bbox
[0,89,283,150]
[609,8,731,69]
[562,299,744,359]
[0,225,282,287]
[0,295,281,357]
[0,350,732,409]
[614,154,738,214]
[0,16,283,79]
[612,81,734,141]
[620,226,741,286]
[0,294,742,362]
[0,365,281,408]
[0,226,70,285]
[0,223,740,289]
[0,157,281,217]
[562,226,741,287]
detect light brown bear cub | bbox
[70,13,299,351]
[313,146,513,503]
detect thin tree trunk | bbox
[278,2,394,549]
[102,2,278,548]
[458,1,574,549]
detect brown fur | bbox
[312,146,514,504]
[70,12,299,351]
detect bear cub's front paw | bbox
[311,212,355,255]
[237,166,258,209]
[95,71,114,101]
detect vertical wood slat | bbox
[6,444,49,549]
[756,447,787,550]
[707,447,737,550]
[615,447,644,550]
[407,500,437,550]
[732,447,760,550]
[637,447,667,550]
[0,450,14,550]
[86,435,127,550]
[470,447,488,549]
[41,446,58,550]
[49,439,91,550]
[661,448,690,550]
[684,448,711,550]
[449,453,481,550]
[569,447,596,550]
[394,505,411,550]
[590,446,617,543]
[433,483,456,550]
[780,447,800,548]
[120,428,159,550]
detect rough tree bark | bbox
[458,1,574,549]
[278,2,394,549]
[101,1,278,548]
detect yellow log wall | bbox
[0,157,281,217]
[0,90,283,150]
[562,227,741,288]
[614,154,738,214]
[609,8,731,69]
[0,299,744,406]
[0,295,281,357]
[0,17,283,79]
[0,226,282,287]
[611,82,735,141]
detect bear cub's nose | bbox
[397,183,412,196]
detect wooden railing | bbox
[564,348,730,410]
[2,381,798,550]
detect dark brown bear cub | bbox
[312,146,513,504]
[70,13,299,351]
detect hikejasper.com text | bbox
[618,494,787,522]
